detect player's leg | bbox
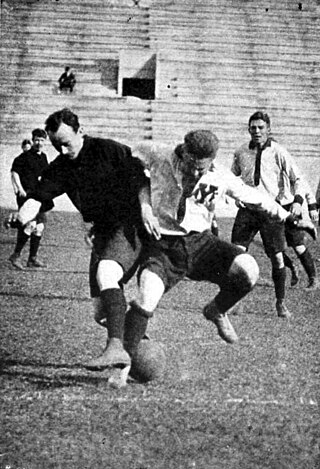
[189,231,259,343]
[260,220,290,318]
[27,221,46,268]
[9,225,30,269]
[124,236,185,356]
[294,245,318,290]
[124,268,165,357]
[84,227,142,371]
[283,251,299,286]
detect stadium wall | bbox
[0,0,319,213]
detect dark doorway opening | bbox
[122,78,155,100]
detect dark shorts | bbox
[282,203,305,247]
[138,229,243,292]
[231,207,286,257]
[89,224,146,297]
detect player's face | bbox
[32,136,46,153]
[248,119,270,146]
[181,148,213,180]
[48,123,83,160]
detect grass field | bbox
[0,209,319,469]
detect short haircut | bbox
[45,108,80,133]
[184,130,219,159]
[248,111,271,127]
[32,128,47,140]
[21,139,32,147]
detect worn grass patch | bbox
[0,209,319,469]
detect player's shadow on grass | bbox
[1,358,111,389]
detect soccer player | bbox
[122,130,316,358]
[6,108,150,373]
[9,129,51,270]
[231,111,317,319]
[283,180,319,289]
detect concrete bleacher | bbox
[1,0,319,210]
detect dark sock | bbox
[29,234,41,259]
[272,266,286,302]
[99,288,127,340]
[124,302,150,356]
[298,249,316,280]
[283,252,295,273]
[14,229,30,255]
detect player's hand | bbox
[290,202,303,218]
[141,205,161,240]
[235,199,246,209]
[84,227,95,249]
[17,189,27,198]
[3,212,22,229]
[193,183,219,204]
[309,209,319,223]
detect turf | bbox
[0,209,319,469]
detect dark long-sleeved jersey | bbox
[29,136,148,230]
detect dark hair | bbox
[32,128,47,139]
[21,139,32,147]
[248,111,271,127]
[45,108,80,133]
[184,130,219,159]
[65,66,70,72]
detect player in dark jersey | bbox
[9,129,51,269]
[8,108,150,376]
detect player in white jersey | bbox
[231,111,318,320]
[120,130,316,358]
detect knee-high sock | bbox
[298,249,316,280]
[99,288,127,341]
[29,234,41,259]
[215,266,256,313]
[272,267,286,302]
[123,302,151,356]
[14,228,30,256]
[283,252,295,273]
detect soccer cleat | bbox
[203,303,239,344]
[84,338,131,371]
[108,365,131,389]
[276,301,292,319]
[305,278,320,291]
[27,258,46,268]
[9,254,24,270]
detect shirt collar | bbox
[249,138,273,151]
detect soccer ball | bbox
[130,339,166,383]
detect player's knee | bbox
[230,253,259,291]
[97,260,124,290]
[130,300,154,319]
[34,222,45,236]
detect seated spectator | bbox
[58,66,76,93]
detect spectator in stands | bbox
[9,129,52,270]
[231,111,318,322]
[58,66,76,93]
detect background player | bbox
[9,129,51,269]
[231,111,317,319]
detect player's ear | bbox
[78,126,84,136]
